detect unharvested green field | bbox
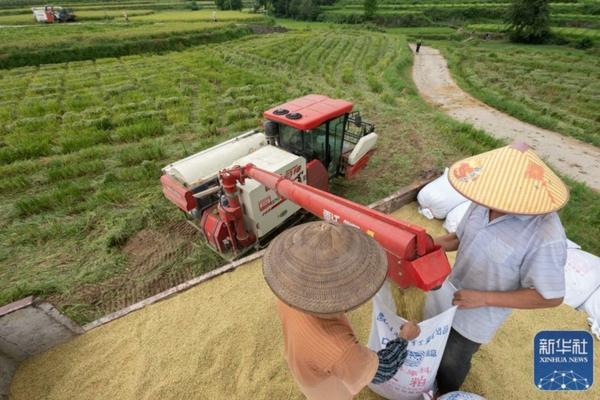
[0,9,155,25]
[0,15,598,324]
[468,23,600,41]
[131,10,259,21]
[0,21,228,50]
[0,10,259,25]
[0,17,263,69]
[439,41,600,146]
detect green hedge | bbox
[0,25,252,69]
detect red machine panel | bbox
[345,150,375,179]
[306,159,329,192]
[200,205,231,253]
[264,94,353,131]
[160,175,196,212]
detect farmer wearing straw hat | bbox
[426,142,569,394]
[263,221,421,400]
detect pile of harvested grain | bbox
[10,204,597,400]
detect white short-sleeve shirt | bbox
[426,203,567,344]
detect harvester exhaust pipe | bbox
[218,167,255,253]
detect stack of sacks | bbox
[564,240,600,340]
[417,168,468,221]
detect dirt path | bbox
[410,44,600,191]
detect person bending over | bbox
[263,221,421,400]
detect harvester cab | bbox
[263,95,376,182]
[32,5,75,23]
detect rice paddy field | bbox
[438,41,600,146]
[0,20,481,323]
[0,0,598,334]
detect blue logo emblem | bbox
[404,350,424,367]
[534,331,593,391]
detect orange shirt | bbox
[276,300,379,400]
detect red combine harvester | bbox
[161,95,450,291]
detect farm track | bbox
[410,44,600,191]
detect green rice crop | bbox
[321,0,595,27]
[439,40,600,146]
[131,10,259,22]
[0,21,597,324]
[0,22,256,68]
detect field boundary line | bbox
[82,249,267,331]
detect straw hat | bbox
[262,221,388,314]
[448,142,569,215]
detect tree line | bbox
[216,0,556,44]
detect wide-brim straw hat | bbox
[448,142,569,215]
[262,221,388,315]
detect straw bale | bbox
[10,204,597,400]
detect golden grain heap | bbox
[10,204,597,400]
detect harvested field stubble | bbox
[10,204,597,400]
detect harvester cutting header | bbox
[161,95,451,291]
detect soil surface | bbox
[410,44,600,191]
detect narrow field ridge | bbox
[410,44,600,191]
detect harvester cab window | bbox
[277,115,348,177]
[279,123,327,166]
[327,115,346,176]
[306,124,327,166]
[279,124,303,155]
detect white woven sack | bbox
[417,168,467,220]
[563,248,600,308]
[438,391,486,400]
[579,288,600,341]
[443,201,472,233]
[368,281,457,400]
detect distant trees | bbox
[186,1,200,10]
[269,0,322,20]
[364,0,377,20]
[506,0,551,43]
[215,0,243,11]
[289,0,320,20]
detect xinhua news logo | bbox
[534,330,594,391]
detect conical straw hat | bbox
[262,221,388,314]
[448,142,569,215]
